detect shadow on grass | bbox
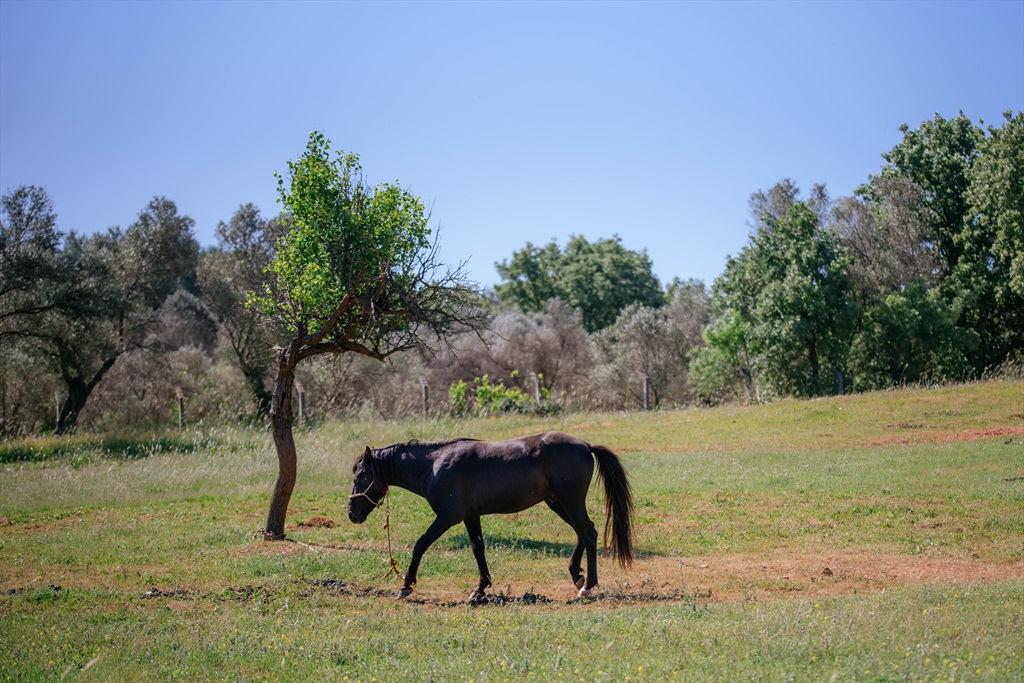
[447,532,665,561]
[446,532,577,557]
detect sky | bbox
[1,0,1022,290]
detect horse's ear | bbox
[364,446,372,459]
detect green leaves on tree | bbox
[495,235,664,333]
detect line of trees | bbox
[1,112,1021,436]
[692,111,1023,402]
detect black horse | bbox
[347,431,634,601]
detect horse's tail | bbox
[589,443,635,568]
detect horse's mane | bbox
[358,439,480,484]
[373,438,479,460]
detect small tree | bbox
[592,290,706,410]
[252,132,482,540]
[688,310,753,404]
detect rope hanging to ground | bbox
[348,475,400,580]
[382,490,401,580]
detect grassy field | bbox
[1,380,1022,681]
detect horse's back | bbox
[435,432,587,463]
[484,431,593,470]
[424,433,594,516]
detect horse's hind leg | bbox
[464,516,491,602]
[554,496,599,596]
[573,511,599,596]
[545,499,586,590]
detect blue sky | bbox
[2,1,1022,290]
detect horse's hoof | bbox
[577,586,594,599]
[397,587,413,599]
[468,589,487,604]
[574,578,585,590]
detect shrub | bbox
[448,372,561,417]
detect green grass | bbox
[1,380,1023,681]
[0,431,217,465]
[2,582,1021,682]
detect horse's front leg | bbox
[400,516,457,599]
[464,516,491,603]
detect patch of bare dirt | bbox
[6,545,1022,609]
[223,532,1024,607]
[297,515,336,529]
[356,548,1024,608]
[631,549,1024,605]
[865,426,1024,448]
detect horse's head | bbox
[348,446,387,524]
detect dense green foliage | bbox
[254,132,437,346]
[692,111,1023,402]
[849,279,976,391]
[711,203,857,398]
[495,235,664,332]
[964,111,1024,362]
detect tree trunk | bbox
[54,347,120,435]
[832,366,845,395]
[808,338,820,396]
[740,366,753,400]
[263,344,298,540]
[55,378,90,434]
[56,369,116,434]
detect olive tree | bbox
[0,186,63,332]
[252,132,482,540]
[832,175,938,303]
[198,204,289,417]
[1,188,198,433]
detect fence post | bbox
[419,377,429,418]
[641,372,651,411]
[531,372,542,402]
[295,381,306,424]
[175,387,185,430]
